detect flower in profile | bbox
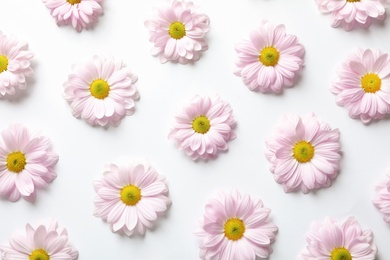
[373,170,390,223]
[168,95,236,160]
[0,220,78,260]
[93,160,171,236]
[144,0,210,64]
[315,0,386,31]
[331,48,390,124]
[234,20,305,93]
[265,113,341,193]
[63,55,140,127]
[195,189,278,260]
[298,216,377,260]
[0,124,58,202]
[42,0,103,32]
[0,31,33,97]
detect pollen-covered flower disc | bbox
[144,0,210,64]
[234,20,305,93]
[168,95,236,160]
[93,160,171,236]
[265,113,341,193]
[63,55,140,127]
[298,217,377,260]
[42,0,103,32]
[195,190,278,260]
[0,31,33,97]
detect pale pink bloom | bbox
[315,0,386,31]
[373,170,390,223]
[93,160,171,236]
[195,190,278,260]
[234,20,305,93]
[0,31,33,97]
[145,0,210,64]
[0,124,58,202]
[168,95,236,160]
[298,216,377,260]
[0,219,78,260]
[331,48,390,124]
[63,55,139,127]
[265,113,341,193]
[43,0,103,32]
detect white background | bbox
[1,0,390,259]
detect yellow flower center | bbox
[168,21,186,40]
[90,79,110,99]
[120,185,142,206]
[361,73,381,93]
[292,141,315,163]
[67,0,81,4]
[224,218,245,241]
[346,0,360,2]
[192,116,211,134]
[29,249,50,260]
[0,55,8,73]
[6,151,26,173]
[259,46,280,66]
[330,247,352,260]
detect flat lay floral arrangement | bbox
[0,0,390,259]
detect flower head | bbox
[298,216,377,260]
[43,0,103,32]
[373,170,390,223]
[93,160,171,236]
[168,95,236,160]
[0,220,78,260]
[63,55,140,127]
[0,124,58,202]
[331,48,390,124]
[0,31,33,97]
[234,20,305,93]
[265,113,341,193]
[145,0,210,64]
[315,0,386,31]
[195,190,278,260]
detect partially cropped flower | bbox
[43,0,103,32]
[195,190,278,260]
[0,219,78,260]
[331,48,390,124]
[93,160,171,236]
[373,170,390,223]
[0,31,33,97]
[265,113,341,193]
[298,216,377,260]
[234,20,304,93]
[315,0,386,31]
[0,124,58,202]
[63,55,139,127]
[144,0,210,64]
[168,95,236,160]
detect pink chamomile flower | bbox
[298,216,377,260]
[93,160,171,236]
[0,31,33,97]
[265,113,341,193]
[63,55,140,127]
[373,170,390,223]
[194,189,278,260]
[315,0,386,31]
[331,48,390,124]
[43,0,103,32]
[0,219,78,260]
[168,95,236,160]
[0,123,58,202]
[145,0,210,64]
[234,20,305,93]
